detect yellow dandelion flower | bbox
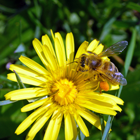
[5,31,124,140]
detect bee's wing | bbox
[99,41,128,57]
[97,69,127,86]
[113,72,127,86]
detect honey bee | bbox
[76,41,128,91]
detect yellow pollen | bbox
[51,79,78,105]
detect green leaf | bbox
[121,68,140,103]
[127,2,140,12]
[113,21,137,29]
[0,101,27,139]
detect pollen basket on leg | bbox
[51,79,78,106]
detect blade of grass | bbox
[0,100,17,106]
[13,70,26,89]
[101,28,137,140]
[0,5,16,13]
[123,28,137,76]
[118,28,136,97]
[99,17,116,42]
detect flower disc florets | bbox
[51,78,78,105]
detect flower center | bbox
[51,79,78,105]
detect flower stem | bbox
[101,115,114,140]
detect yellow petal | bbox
[77,109,102,130]
[21,98,48,112]
[110,84,119,90]
[42,34,56,57]
[10,64,39,76]
[93,43,104,54]
[64,113,75,140]
[70,114,77,140]
[19,55,48,75]
[78,92,116,105]
[75,41,89,59]
[51,114,63,140]
[44,111,63,140]
[78,101,117,115]
[112,104,122,112]
[74,114,89,137]
[32,38,49,68]
[36,91,49,97]
[66,32,75,63]
[9,64,47,81]
[54,38,66,67]
[86,39,99,52]
[5,88,42,100]
[15,106,47,135]
[42,45,58,70]
[26,112,52,140]
[11,94,34,100]
[50,29,55,41]
[55,32,66,61]
[7,73,45,86]
[89,99,116,107]
[101,93,124,105]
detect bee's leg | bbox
[84,73,99,82]
[84,78,91,81]
[83,72,95,81]
[76,67,88,72]
[84,74,91,81]
[99,87,102,94]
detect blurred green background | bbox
[0,0,140,140]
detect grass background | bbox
[0,0,140,140]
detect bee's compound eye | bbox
[100,81,109,91]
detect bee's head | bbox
[77,54,88,72]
